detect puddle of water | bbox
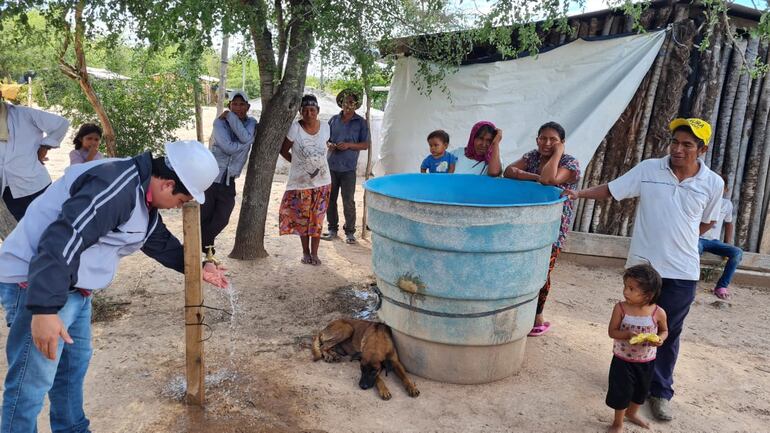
[161,370,239,402]
[352,283,379,320]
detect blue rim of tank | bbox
[364,174,567,208]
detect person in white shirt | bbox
[698,174,742,300]
[563,118,723,422]
[279,94,332,265]
[0,91,70,221]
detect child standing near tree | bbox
[420,130,456,173]
[606,264,668,433]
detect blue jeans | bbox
[650,278,697,401]
[0,282,92,433]
[698,238,743,288]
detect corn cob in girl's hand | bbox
[629,333,661,345]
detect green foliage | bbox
[226,53,261,98]
[322,65,391,111]
[38,72,193,157]
[0,10,58,80]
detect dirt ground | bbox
[1,125,769,433]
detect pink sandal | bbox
[528,322,551,337]
[714,287,730,300]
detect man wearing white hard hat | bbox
[0,140,225,433]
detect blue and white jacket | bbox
[0,152,184,314]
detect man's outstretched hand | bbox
[203,262,229,288]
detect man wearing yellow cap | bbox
[563,118,724,421]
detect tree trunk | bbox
[706,35,734,166]
[361,70,373,241]
[229,0,313,260]
[748,79,770,250]
[0,200,17,240]
[58,0,117,156]
[756,125,770,253]
[722,37,758,222]
[712,38,747,175]
[690,22,724,121]
[193,81,204,143]
[216,34,229,117]
[739,45,770,251]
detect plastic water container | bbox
[364,174,564,384]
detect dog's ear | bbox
[383,359,394,376]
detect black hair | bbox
[427,129,450,145]
[301,94,319,107]
[538,121,566,141]
[474,124,497,140]
[623,264,662,305]
[672,125,705,148]
[150,157,191,196]
[73,123,102,150]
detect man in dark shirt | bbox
[323,89,370,244]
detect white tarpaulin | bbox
[376,30,667,175]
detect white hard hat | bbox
[164,140,218,203]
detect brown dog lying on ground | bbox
[312,318,420,400]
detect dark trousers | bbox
[2,186,47,222]
[327,170,356,235]
[650,278,697,400]
[199,179,236,254]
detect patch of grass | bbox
[91,293,131,323]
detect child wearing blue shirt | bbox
[420,130,457,173]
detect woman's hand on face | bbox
[493,128,503,144]
[551,140,565,157]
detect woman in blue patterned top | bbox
[503,121,581,337]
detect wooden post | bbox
[183,202,205,406]
[193,82,204,143]
[361,72,374,240]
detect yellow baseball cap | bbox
[669,118,712,147]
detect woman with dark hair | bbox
[278,94,332,265]
[69,123,103,165]
[503,121,580,337]
[449,121,503,176]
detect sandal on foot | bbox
[301,255,313,265]
[311,255,322,266]
[528,322,551,337]
[714,287,730,299]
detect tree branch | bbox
[244,0,279,105]
[276,0,288,76]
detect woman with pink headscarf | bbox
[449,121,503,176]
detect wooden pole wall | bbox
[565,4,770,253]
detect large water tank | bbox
[364,174,563,384]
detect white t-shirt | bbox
[701,197,733,241]
[285,121,331,191]
[608,156,723,280]
[450,147,489,175]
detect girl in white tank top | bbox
[606,264,669,433]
